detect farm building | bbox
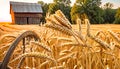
[10,1,43,24]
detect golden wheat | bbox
[54,14,72,29]
[55,10,72,29]
[0,10,120,69]
[31,41,52,53]
[10,52,56,63]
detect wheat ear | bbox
[46,16,59,25]
[0,34,16,42]
[108,31,120,44]
[57,52,75,62]
[60,42,79,47]
[54,14,72,29]
[31,41,52,53]
[0,43,11,50]
[86,19,111,50]
[76,18,82,33]
[44,23,72,36]
[51,37,73,42]
[50,65,64,69]
[10,52,56,63]
[45,23,85,47]
[37,60,50,68]
[55,10,72,28]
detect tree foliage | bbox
[38,0,118,24]
[103,8,116,23]
[103,2,113,9]
[48,0,71,22]
[71,0,104,24]
[114,8,120,24]
[102,2,116,23]
[48,3,59,14]
[38,1,49,22]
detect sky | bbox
[0,0,120,22]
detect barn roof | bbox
[10,1,43,13]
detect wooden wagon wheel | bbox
[0,31,40,69]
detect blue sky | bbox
[0,0,120,22]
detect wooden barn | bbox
[10,1,43,24]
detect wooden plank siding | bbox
[14,13,42,17]
[15,17,41,25]
[14,13,42,24]
[10,6,15,24]
[10,1,43,25]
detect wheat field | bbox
[0,10,120,69]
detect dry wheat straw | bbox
[0,34,16,43]
[51,37,73,42]
[10,52,56,63]
[74,31,86,43]
[108,31,120,44]
[115,45,120,49]
[46,16,59,25]
[73,65,77,69]
[45,12,86,47]
[60,50,72,54]
[95,31,106,37]
[55,10,72,28]
[44,23,72,36]
[57,52,75,62]
[60,42,79,47]
[37,60,50,68]
[31,41,52,53]
[0,43,11,50]
[69,46,76,51]
[54,14,72,29]
[50,65,64,69]
[76,18,82,33]
[86,19,111,50]
[1,34,17,38]
[59,50,72,56]
[45,23,85,47]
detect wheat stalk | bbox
[46,16,59,25]
[51,37,73,42]
[31,41,52,53]
[44,23,72,36]
[10,52,56,63]
[86,19,111,50]
[54,14,72,29]
[57,52,75,62]
[0,34,17,43]
[59,50,72,56]
[60,42,79,47]
[69,46,76,51]
[37,60,50,68]
[55,10,72,28]
[50,65,64,69]
[45,23,85,47]
[73,65,78,69]
[76,18,82,33]
[0,43,11,50]
[108,31,120,44]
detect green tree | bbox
[48,1,71,22]
[38,1,49,22]
[103,2,113,9]
[103,2,116,23]
[114,8,120,24]
[54,0,71,6]
[71,0,86,24]
[48,3,59,14]
[71,0,104,24]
